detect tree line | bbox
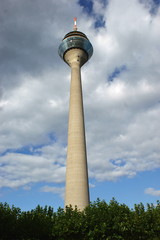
[0,198,160,240]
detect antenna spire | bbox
[74,17,77,31]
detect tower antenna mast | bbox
[73,17,77,31]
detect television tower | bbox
[58,18,93,210]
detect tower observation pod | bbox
[58,18,93,210]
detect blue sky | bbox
[0,0,160,211]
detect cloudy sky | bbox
[0,0,160,211]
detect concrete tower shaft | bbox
[65,48,89,210]
[58,20,93,210]
[64,48,88,67]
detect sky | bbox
[0,0,160,211]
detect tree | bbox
[0,202,21,240]
[18,205,55,240]
[0,199,160,240]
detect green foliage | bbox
[0,202,21,240]
[18,205,55,240]
[0,199,160,240]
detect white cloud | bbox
[89,183,96,188]
[23,185,32,191]
[0,0,160,190]
[41,185,65,199]
[145,188,160,196]
[0,142,66,188]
